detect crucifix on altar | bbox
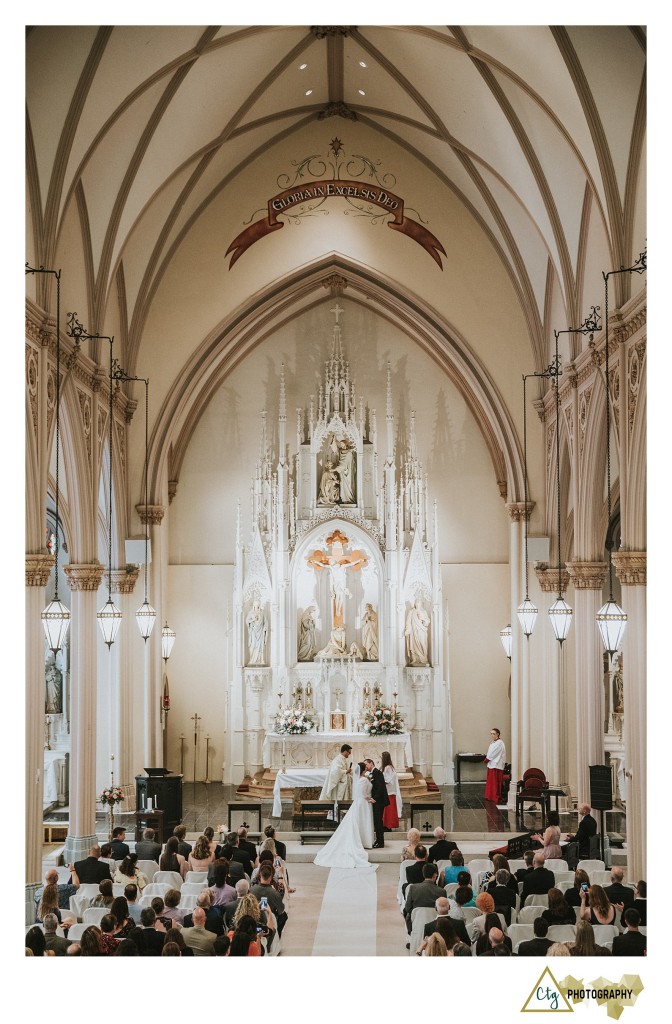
[307,529,368,629]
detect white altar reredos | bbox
[233,305,454,783]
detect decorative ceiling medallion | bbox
[225,141,446,271]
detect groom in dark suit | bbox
[364,758,390,848]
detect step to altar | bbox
[235,767,441,802]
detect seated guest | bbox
[515,849,535,882]
[26,926,53,956]
[541,887,576,926]
[210,850,242,885]
[428,827,458,863]
[517,916,554,956]
[423,933,448,956]
[228,914,262,957]
[487,868,518,925]
[403,864,444,936]
[486,855,519,895]
[612,908,646,956]
[110,895,134,937]
[580,883,617,926]
[230,892,270,948]
[90,878,115,909]
[99,843,115,870]
[100,913,121,955]
[213,934,231,956]
[72,844,111,884]
[114,852,148,891]
[403,844,429,894]
[521,851,555,905]
[547,942,571,956]
[449,883,476,916]
[237,826,259,868]
[135,827,162,863]
[188,834,215,872]
[625,880,647,926]
[161,941,181,956]
[475,916,511,955]
[163,926,193,956]
[80,925,103,956]
[162,888,185,925]
[181,906,217,955]
[421,897,470,946]
[252,862,287,935]
[450,942,472,957]
[138,907,166,956]
[150,896,173,930]
[209,860,236,907]
[564,868,591,907]
[568,919,611,956]
[262,824,286,861]
[113,938,139,956]
[42,912,71,955]
[36,871,76,926]
[603,867,635,910]
[251,850,286,894]
[203,825,219,858]
[531,810,563,860]
[159,835,188,880]
[222,831,254,877]
[439,848,465,886]
[122,884,143,924]
[401,827,422,862]
[182,890,224,936]
[469,894,507,942]
[565,802,597,867]
[173,824,192,860]
[223,878,252,928]
[110,826,130,861]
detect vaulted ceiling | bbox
[26,24,646,378]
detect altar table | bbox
[272,768,329,817]
[263,731,413,772]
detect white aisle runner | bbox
[312,866,378,956]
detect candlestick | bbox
[179,733,185,776]
[205,735,211,784]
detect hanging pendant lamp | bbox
[135,378,156,639]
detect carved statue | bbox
[246,599,268,665]
[405,598,430,666]
[316,624,347,658]
[45,655,63,714]
[334,438,356,503]
[361,603,379,661]
[297,606,318,661]
[318,459,340,504]
[307,531,368,628]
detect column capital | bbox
[565,561,608,589]
[64,562,105,591]
[611,550,646,586]
[534,564,571,593]
[25,552,54,587]
[136,503,165,526]
[107,565,140,594]
[506,501,534,522]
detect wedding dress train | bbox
[314,771,374,869]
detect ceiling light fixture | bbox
[358,89,366,96]
[299,63,308,70]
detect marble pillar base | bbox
[64,833,99,864]
[25,882,40,927]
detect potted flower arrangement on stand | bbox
[99,785,124,840]
[363,704,404,736]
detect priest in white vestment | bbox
[319,744,353,801]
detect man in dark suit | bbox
[565,803,597,867]
[71,844,112,884]
[612,908,646,956]
[403,864,444,936]
[428,828,458,863]
[138,907,166,955]
[403,845,429,896]
[364,758,390,848]
[521,851,555,905]
[252,863,287,935]
[43,913,72,955]
[488,868,518,925]
[237,826,259,867]
[515,849,535,882]
[135,827,162,862]
[604,867,635,910]
[173,824,192,860]
[218,832,254,876]
[263,824,286,861]
[209,852,244,886]
[517,916,554,956]
[110,826,130,860]
[422,896,470,945]
[182,890,224,936]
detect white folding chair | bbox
[436,859,451,878]
[136,860,159,881]
[508,859,527,874]
[142,882,171,897]
[468,912,507,943]
[544,859,569,872]
[527,894,550,907]
[593,924,619,946]
[154,870,183,889]
[65,922,87,942]
[547,924,576,944]
[517,905,545,924]
[180,881,208,896]
[577,859,605,874]
[410,907,436,954]
[82,906,108,925]
[458,906,481,925]
[398,860,415,907]
[178,894,198,911]
[590,870,613,885]
[444,882,458,898]
[557,880,575,894]
[508,924,535,952]
[553,871,575,885]
[466,858,493,875]
[184,871,208,884]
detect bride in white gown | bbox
[314,762,374,868]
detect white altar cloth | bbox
[263,731,413,772]
[272,768,329,817]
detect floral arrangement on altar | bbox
[363,704,404,735]
[273,705,315,735]
[99,786,124,805]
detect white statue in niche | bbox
[317,433,356,505]
[45,654,63,714]
[318,459,340,504]
[361,603,379,661]
[316,624,347,658]
[334,438,356,503]
[246,599,268,665]
[297,606,318,661]
[405,598,430,666]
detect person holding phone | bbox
[564,868,591,907]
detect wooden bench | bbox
[298,801,352,832]
[43,823,68,843]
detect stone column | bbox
[108,566,140,789]
[534,566,571,792]
[25,553,54,920]
[407,668,431,776]
[612,551,646,882]
[505,502,531,792]
[243,669,268,777]
[137,504,165,766]
[63,562,105,863]
[565,561,608,806]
